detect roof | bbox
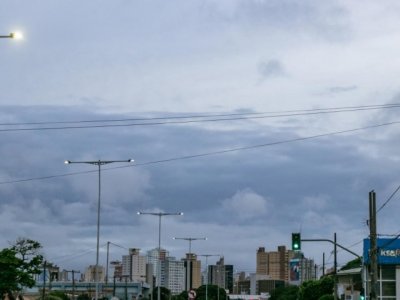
[337,267,362,276]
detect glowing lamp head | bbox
[10,32,23,39]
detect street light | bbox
[65,159,134,300]
[137,211,183,300]
[0,32,23,39]
[199,254,221,300]
[173,237,207,291]
[173,237,207,255]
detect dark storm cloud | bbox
[1,104,400,270]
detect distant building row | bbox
[37,245,315,296]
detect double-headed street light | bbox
[174,237,207,291]
[0,32,23,39]
[65,159,134,300]
[137,211,183,300]
[173,237,207,255]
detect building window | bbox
[378,266,396,299]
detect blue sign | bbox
[363,238,400,265]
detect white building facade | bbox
[122,248,147,282]
[163,257,185,295]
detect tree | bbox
[172,290,188,300]
[269,285,299,300]
[77,294,91,300]
[339,257,362,271]
[0,238,44,300]
[151,287,171,300]
[46,291,69,300]
[318,295,334,300]
[195,285,226,300]
[298,276,334,300]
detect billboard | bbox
[363,238,400,265]
[289,259,300,281]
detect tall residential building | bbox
[233,271,248,293]
[256,246,296,282]
[84,265,104,282]
[163,257,185,295]
[289,255,316,285]
[147,248,169,287]
[111,261,123,282]
[208,257,234,293]
[122,248,147,282]
[181,253,202,290]
[256,247,268,275]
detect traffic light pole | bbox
[300,234,361,300]
[300,237,361,258]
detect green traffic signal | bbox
[360,288,365,300]
[292,233,301,250]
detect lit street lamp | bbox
[137,211,183,300]
[0,32,23,39]
[65,159,134,300]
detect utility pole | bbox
[106,241,110,285]
[42,261,47,300]
[65,270,81,300]
[369,190,378,300]
[334,233,337,300]
[301,234,361,300]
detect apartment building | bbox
[256,246,296,281]
[122,248,147,282]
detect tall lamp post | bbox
[137,211,183,300]
[173,237,207,255]
[199,254,220,300]
[173,237,207,291]
[65,159,134,300]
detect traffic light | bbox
[292,233,301,250]
[360,288,365,300]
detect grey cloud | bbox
[327,85,358,94]
[0,105,399,271]
[205,0,352,41]
[258,59,286,79]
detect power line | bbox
[1,120,399,185]
[2,103,399,126]
[377,184,400,213]
[1,103,400,132]
[49,242,128,264]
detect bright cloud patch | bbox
[222,189,269,220]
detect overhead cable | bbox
[1,103,400,132]
[1,119,399,185]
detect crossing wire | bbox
[1,119,400,185]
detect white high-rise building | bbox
[122,248,147,282]
[163,257,185,295]
[84,265,104,282]
[147,248,169,287]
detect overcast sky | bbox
[1,0,400,276]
